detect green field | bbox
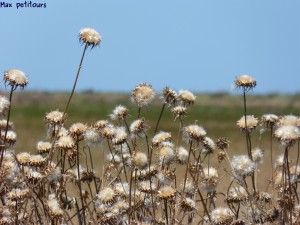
[10,91,299,154]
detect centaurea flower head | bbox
[183,124,206,143]
[235,74,256,91]
[236,115,258,132]
[274,125,300,147]
[109,105,128,120]
[4,69,29,89]
[0,96,10,115]
[231,154,255,177]
[178,90,196,106]
[131,83,155,107]
[79,27,101,48]
[161,87,177,106]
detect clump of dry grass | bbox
[0,28,300,225]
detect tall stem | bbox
[0,85,14,166]
[154,103,166,134]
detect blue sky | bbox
[1,0,300,94]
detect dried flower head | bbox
[139,180,157,194]
[100,124,116,140]
[152,131,172,146]
[237,115,258,132]
[97,187,116,205]
[261,114,279,129]
[4,69,29,88]
[36,141,52,154]
[231,155,255,177]
[1,130,17,146]
[130,119,147,138]
[16,152,31,166]
[180,197,196,212]
[176,146,189,164]
[79,27,101,47]
[216,137,230,150]
[114,182,129,198]
[226,186,248,203]
[7,188,30,201]
[178,90,196,106]
[133,152,148,170]
[69,122,87,136]
[132,83,155,107]
[211,207,234,225]
[110,105,128,120]
[0,119,13,130]
[171,105,187,119]
[161,87,177,106]
[83,127,103,146]
[275,154,285,168]
[235,74,256,90]
[157,186,176,201]
[278,115,300,126]
[56,135,75,150]
[274,125,300,147]
[112,126,127,145]
[251,147,264,163]
[45,110,66,124]
[157,145,175,165]
[0,96,10,116]
[183,124,206,142]
[202,136,216,154]
[47,194,64,218]
[28,154,46,167]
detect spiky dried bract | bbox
[133,152,148,170]
[79,27,101,47]
[47,194,64,218]
[4,69,29,88]
[24,167,44,184]
[137,165,158,180]
[274,125,300,147]
[98,187,116,205]
[114,182,129,198]
[251,147,264,163]
[237,115,258,132]
[216,137,230,150]
[235,74,256,90]
[157,186,176,201]
[130,119,147,138]
[110,105,128,120]
[211,207,234,225]
[56,135,75,149]
[45,110,66,124]
[36,141,52,154]
[100,124,116,140]
[231,155,255,177]
[162,87,177,106]
[152,131,172,146]
[178,90,196,106]
[69,122,87,136]
[261,114,279,128]
[0,96,10,116]
[94,120,109,130]
[176,146,189,164]
[132,83,155,107]
[183,124,206,142]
